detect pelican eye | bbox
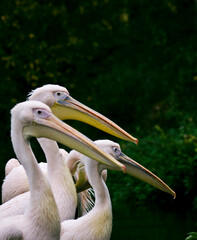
[33,109,51,119]
[54,91,70,101]
[112,147,120,153]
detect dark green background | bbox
[0,0,197,239]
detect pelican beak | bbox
[23,112,125,171]
[116,152,176,198]
[51,96,138,144]
[73,162,91,193]
[74,164,108,193]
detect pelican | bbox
[2,84,138,204]
[60,140,176,240]
[0,101,124,239]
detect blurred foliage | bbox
[186,232,197,240]
[108,122,197,212]
[0,0,197,218]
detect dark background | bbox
[0,0,197,239]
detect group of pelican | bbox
[0,84,175,239]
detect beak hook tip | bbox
[122,165,126,173]
[173,192,176,199]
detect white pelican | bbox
[2,84,138,204]
[0,101,124,239]
[60,140,176,240]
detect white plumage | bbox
[0,101,124,239]
[61,139,176,240]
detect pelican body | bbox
[0,101,124,239]
[61,140,175,240]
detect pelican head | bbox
[93,140,176,198]
[11,101,125,171]
[28,84,138,144]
